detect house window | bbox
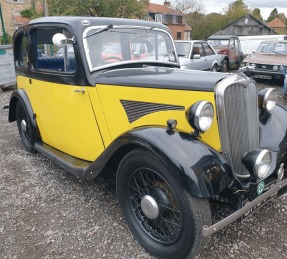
[177,16,182,24]
[155,14,163,23]
[177,32,182,40]
[7,0,24,3]
[166,15,173,24]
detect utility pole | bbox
[43,0,49,16]
[0,4,7,45]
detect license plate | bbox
[253,74,272,80]
[240,180,278,222]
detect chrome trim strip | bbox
[202,178,287,237]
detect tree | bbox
[267,8,278,22]
[171,0,202,14]
[223,0,250,24]
[251,8,263,22]
[48,0,146,18]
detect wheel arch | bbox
[9,89,41,141]
[85,127,233,199]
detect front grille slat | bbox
[216,75,259,178]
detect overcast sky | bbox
[150,0,287,20]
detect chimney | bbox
[164,1,170,7]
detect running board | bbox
[34,142,91,179]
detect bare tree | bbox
[171,0,203,14]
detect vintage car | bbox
[241,40,287,81]
[174,40,223,71]
[8,17,287,259]
[208,35,243,71]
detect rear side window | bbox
[32,28,77,73]
[202,43,215,56]
[14,32,28,68]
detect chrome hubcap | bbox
[21,120,27,132]
[141,195,159,219]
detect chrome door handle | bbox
[74,87,85,94]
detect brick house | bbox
[145,1,191,40]
[0,0,33,37]
[268,18,286,34]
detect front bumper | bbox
[202,177,287,237]
[239,66,283,79]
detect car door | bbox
[188,42,206,70]
[25,27,104,162]
[202,42,218,70]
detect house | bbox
[145,1,192,40]
[0,0,33,37]
[209,14,276,37]
[268,18,286,34]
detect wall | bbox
[0,44,16,88]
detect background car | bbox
[208,35,243,71]
[175,40,222,71]
[241,40,287,81]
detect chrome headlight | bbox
[186,101,214,132]
[273,65,279,70]
[258,88,277,111]
[243,149,271,179]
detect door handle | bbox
[74,87,85,94]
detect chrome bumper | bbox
[202,177,287,237]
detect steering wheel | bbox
[101,56,122,64]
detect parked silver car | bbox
[175,40,223,71]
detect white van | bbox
[239,35,287,55]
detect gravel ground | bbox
[0,79,287,259]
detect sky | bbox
[150,0,287,20]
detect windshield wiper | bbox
[84,24,113,39]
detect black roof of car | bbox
[29,16,168,31]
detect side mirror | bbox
[52,33,68,47]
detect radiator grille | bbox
[216,75,259,178]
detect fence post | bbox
[0,4,7,45]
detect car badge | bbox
[257,181,265,196]
[82,20,90,26]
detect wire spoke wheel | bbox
[130,168,182,244]
[117,149,211,258]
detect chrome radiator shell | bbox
[215,74,259,178]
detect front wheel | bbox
[16,101,36,153]
[221,59,228,72]
[116,149,211,259]
[211,64,217,72]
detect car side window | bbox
[15,32,28,68]
[234,39,239,50]
[229,38,235,49]
[32,28,77,73]
[202,43,215,56]
[192,43,204,57]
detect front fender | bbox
[86,127,233,198]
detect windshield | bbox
[256,41,287,55]
[175,42,191,57]
[208,40,228,47]
[83,26,177,71]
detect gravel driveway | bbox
[0,79,287,259]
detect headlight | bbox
[254,150,271,179]
[258,88,277,111]
[242,149,271,179]
[251,63,256,68]
[273,65,279,70]
[186,101,214,132]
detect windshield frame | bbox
[82,25,179,72]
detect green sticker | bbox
[257,181,265,196]
[0,49,6,55]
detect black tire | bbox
[16,101,36,153]
[221,59,228,72]
[116,149,211,259]
[211,64,217,72]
